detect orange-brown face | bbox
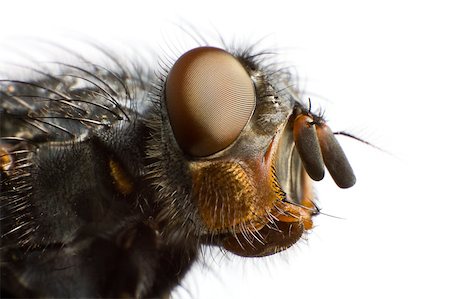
[163,46,355,257]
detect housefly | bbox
[0,38,356,298]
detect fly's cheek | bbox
[165,47,255,157]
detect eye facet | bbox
[165,46,256,157]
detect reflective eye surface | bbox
[165,47,256,157]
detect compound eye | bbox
[165,47,256,157]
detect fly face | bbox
[0,41,357,297]
[156,46,356,257]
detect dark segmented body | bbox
[0,57,197,298]
[0,41,356,298]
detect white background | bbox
[1,1,449,298]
